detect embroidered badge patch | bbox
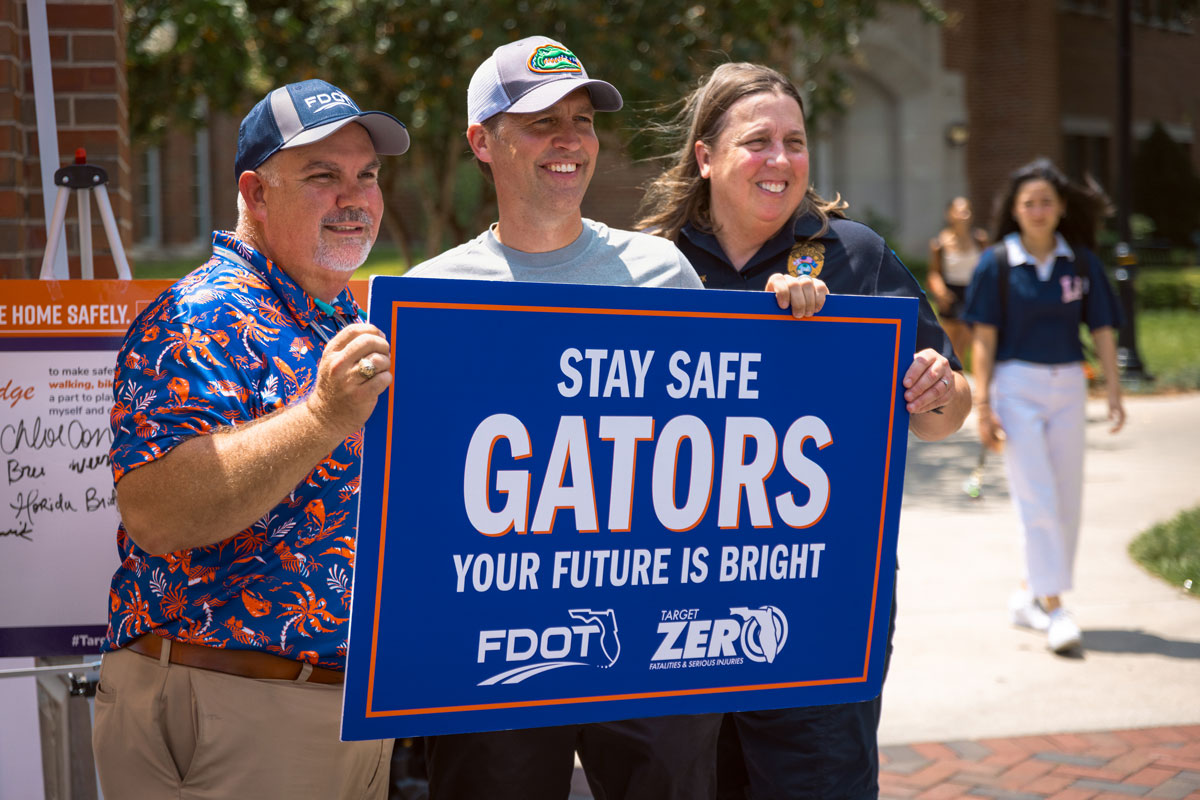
[528,44,583,74]
[1059,275,1086,303]
[788,242,825,278]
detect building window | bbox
[193,127,211,244]
[1060,0,1109,15]
[1067,0,1196,29]
[1133,0,1195,30]
[1064,133,1111,192]
[136,147,162,248]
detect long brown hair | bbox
[634,62,846,242]
[992,158,1112,250]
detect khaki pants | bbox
[93,646,392,800]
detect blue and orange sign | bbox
[342,277,916,739]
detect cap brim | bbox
[506,78,623,116]
[282,111,410,156]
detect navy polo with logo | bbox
[963,235,1123,364]
[676,213,960,370]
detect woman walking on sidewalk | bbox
[964,158,1126,655]
[928,196,989,365]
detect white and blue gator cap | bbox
[467,36,623,125]
[235,79,409,181]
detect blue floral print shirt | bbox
[104,231,364,669]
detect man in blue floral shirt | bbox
[93,79,408,799]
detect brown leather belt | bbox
[126,634,343,685]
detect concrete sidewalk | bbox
[882,392,1200,746]
[872,391,1200,799]
[566,393,1200,800]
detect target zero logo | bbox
[650,605,789,668]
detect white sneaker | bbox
[1009,589,1051,631]
[1047,608,1082,653]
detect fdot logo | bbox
[304,91,358,114]
[476,608,620,686]
[651,605,789,668]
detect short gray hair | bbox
[235,157,283,229]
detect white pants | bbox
[993,361,1087,597]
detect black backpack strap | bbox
[991,242,1009,325]
[994,239,1088,328]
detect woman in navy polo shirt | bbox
[964,158,1125,655]
[636,62,970,800]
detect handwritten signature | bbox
[85,485,118,512]
[0,417,112,456]
[69,453,110,474]
[0,520,33,541]
[9,489,77,526]
[7,458,46,485]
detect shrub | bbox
[1134,267,1200,311]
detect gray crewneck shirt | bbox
[406,219,703,289]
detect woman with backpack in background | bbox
[964,158,1126,655]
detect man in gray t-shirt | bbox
[406,33,700,292]
[408,35,716,800]
[408,215,701,289]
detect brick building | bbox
[943,0,1199,248]
[825,0,1198,256]
[131,109,238,260]
[3,1,1196,273]
[1,0,129,279]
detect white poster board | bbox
[0,280,171,656]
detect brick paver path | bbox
[880,726,1200,799]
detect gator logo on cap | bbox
[788,241,825,278]
[528,44,583,74]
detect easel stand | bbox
[0,661,101,800]
[2,145,122,799]
[39,148,132,280]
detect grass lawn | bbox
[132,254,208,280]
[1129,505,1200,597]
[1128,309,1200,392]
[1114,310,1200,597]
[1082,308,1200,394]
[354,246,413,278]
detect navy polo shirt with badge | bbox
[962,233,1123,365]
[676,213,961,370]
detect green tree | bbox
[1133,122,1200,247]
[126,0,946,262]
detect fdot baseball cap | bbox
[467,36,623,125]
[235,79,410,181]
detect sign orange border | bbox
[360,301,903,719]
